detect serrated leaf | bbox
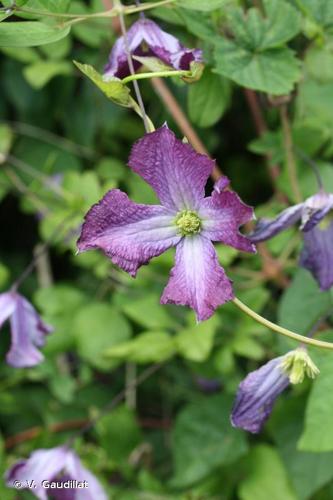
[214,39,301,95]
[171,394,248,488]
[0,22,70,47]
[74,61,132,107]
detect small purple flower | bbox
[104,18,202,79]
[77,125,255,321]
[250,190,333,290]
[231,349,319,433]
[0,291,52,368]
[5,446,107,500]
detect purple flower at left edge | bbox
[249,190,333,290]
[231,356,290,434]
[0,291,52,368]
[104,18,202,79]
[77,125,256,321]
[5,446,107,500]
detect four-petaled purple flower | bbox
[0,291,52,368]
[250,190,333,290]
[5,446,107,500]
[77,125,255,321]
[231,348,319,433]
[104,18,202,79]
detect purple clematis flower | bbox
[0,291,52,368]
[250,190,333,290]
[5,446,107,500]
[231,349,319,433]
[104,18,202,79]
[77,125,255,321]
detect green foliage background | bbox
[1,0,333,498]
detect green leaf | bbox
[0,22,70,47]
[73,303,132,370]
[0,262,9,289]
[298,350,333,452]
[74,61,132,107]
[188,68,231,128]
[175,316,218,362]
[178,0,227,11]
[299,0,333,29]
[23,60,72,89]
[238,444,297,500]
[269,397,333,499]
[25,0,71,13]
[121,294,176,329]
[171,394,248,488]
[305,42,333,83]
[227,0,301,51]
[0,124,13,160]
[278,269,332,335]
[214,40,301,95]
[105,331,176,363]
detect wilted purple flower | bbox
[5,446,107,500]
[250,190,333,290]
[0,291,52,368]
[231,349,319,433]
[104,18,202,79]
[77,125,255,321]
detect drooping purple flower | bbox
[231,356,290,434]
[5,446,107,500]
[231,349,319,433]
[104,18,202,79]
[0,291,52,368]
[250,190,333,290]
[77,125,255,321]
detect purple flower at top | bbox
[0,291,52,368]
[104,18,202,79]
[5,446,107,499]
[250,190,333,290]
[77,125,255,321]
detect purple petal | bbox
[249,203,303,242]
[199,190,256,253]
[65,452,107,500]
[77,189,180,276]
[231,357,289,434]
[213,176,230,193]
[104,19,202,78]
[128,125,214,211]
[6,295,52,368]
[161,235,234,321]
[6,447,68,500]
[0,292,17,328]
[301,191,333,231]
[300,221,333,290]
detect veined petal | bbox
[249,203,303,242]
[7,295,52,368]
[66,452,108,500]
[161,235,233,321]
[104,19,202,78]
[6,447,68,500]
[301,191,333,231]
[199,189,255,253]
[128,125,214,211]
[300,222,333,290]
[77,189,180,276]
[231,357,289,434]
[0,292,17,328]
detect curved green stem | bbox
[233,297,333,351]
[122,70,190,85]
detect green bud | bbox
[281,348,320,385]
[175,210,202,236]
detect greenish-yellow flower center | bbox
[281,348,320,384]
[175,210,202,236]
